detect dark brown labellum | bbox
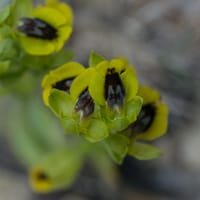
[75,88,94,118]
[105,68,125,108]
[131,104,156,133]
[53,77,74,93]
[18,17,57,40]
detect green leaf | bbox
[84,119,109,143]
[8,0,32,25]
[7,99,67,166]
[125,96,143,123]
[0,38,18,60]
[61,118,79,135]
[89,51,105,68]
[128,142,163,160]
[0,6,10,23]
[48,89,74,118]
[104,134,129,164]
[107,117,129,134]
[0,60,10,74]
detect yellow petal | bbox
[42,86,52,106]
[110,57,128,72]
[89,69,105,105]
[55,26,72,52]
[70,68,95,102]
[46,0,73,26]
[42,62,85,89]
[138,85,161,105]
[30,167,52,193]
[19,35,55,55]
[136,102,168,140]
[121,66,138,102]
[32,7,67,28]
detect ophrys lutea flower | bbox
[17,0,73,55]
[127,85,168,160]
[42,63,109,143]
[88,57,143,133]
[130,85,168,140]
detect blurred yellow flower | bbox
[17,0,73,55]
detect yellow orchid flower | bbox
[42,62,85,106]
[17,1,73,55]
[131,85,168,140]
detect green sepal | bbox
[61,118,79,135]
[0,5,10,23]
[0,38,19,60]
[89,51,105,68]
[0,60,10,74]
[125,96,143,123]
[7,0,32,25]
[128,142,163,160]
[84,119,109,143]
[48,89,74,118]
[104,134,130,164]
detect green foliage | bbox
[89,51,105,67]
[128,142,163,160]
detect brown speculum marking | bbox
[105,68,125,108]
[75,88,94,118]
[18,17,57,40]
[53,77,74,93]
[131,104,156,133]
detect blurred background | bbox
[0,0,200,199]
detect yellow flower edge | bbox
[46,0,73,26]
[137,85,161,105]
[30,167,53,193]
[134,85,168,140]
[70,67,95,102]
[136,102,168,140]
[18,6,73,55]
[42,62,85,105]
[89,57,138,106]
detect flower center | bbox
[105,68,125,109]
[53,77,74,93]
[131,104,156,133]
[75,88,94,118]
[18,17,57,40]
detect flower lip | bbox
[18,17,57,40]
[131,104,156,133]
[105,68,125,108]
[75,88,95,118]
[53,77,75,93]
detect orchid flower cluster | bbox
[0,0,168,193]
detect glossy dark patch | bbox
[131,104,156,133]
[105,68,125,108]
[18,17,57,40]
[53,77,74,93]
[75,88,94,118]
